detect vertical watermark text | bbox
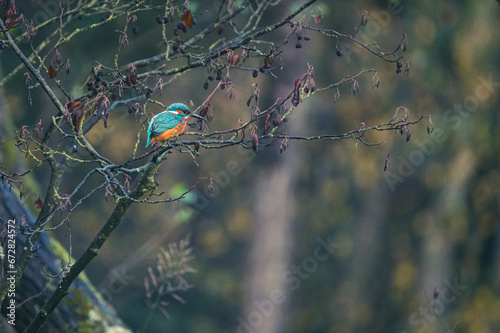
[6,219,17,326]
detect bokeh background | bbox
[1,0,500,332]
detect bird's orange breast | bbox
[151,120,187,143]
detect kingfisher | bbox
[145,103,206,147]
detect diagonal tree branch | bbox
[0,18,65,114]
[23,156,161,332]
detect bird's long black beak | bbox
[190,113,206,121]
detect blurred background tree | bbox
[1,0,499,332]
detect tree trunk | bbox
[0,182,131,332]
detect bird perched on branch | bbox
[146,103,206,147]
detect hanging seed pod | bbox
[433,287,440,299]
[401,33,408,52]
[360,9,369,26]
[264,114,271,134]
[231,54,239,65]
[252,133,259,153]
[35,196,43,209]
[384,154,390,171]
[371,72,380,89]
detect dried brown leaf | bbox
[263,56,271,68]
[183,9,194,28]
[67,100,81,112]
[48,63,57,78]
[35,196,43,209]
